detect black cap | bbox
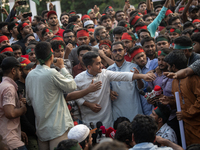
[1,57,21,71]
[189,5,199,13]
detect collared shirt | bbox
[74,69,133,128]
[9,36,18,44]
[129,142,173,150]
[26,65,77,141]
[55,27,65,38]
[72,63,86,78]
[156,123,178,144]
[140,57,158,74]
[107,61,144,121]
[0,77,24,149]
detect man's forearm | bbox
[176,67,194,79]
[163,139,184,150]
[66,88,91,101]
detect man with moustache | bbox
[107,41,146,121]
[47,10,64,38]
[60,12,69,30]
[121,32,137,62]
[63,29,76,48]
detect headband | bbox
[105,6,113,12]
[135,25,147,32]
[194,29,200,32]
[155,37,169,43]
[121,32,133,41]
[174,44,193,50]
[20,58,31,67]
[58,45,64,49]
[52,37,64,41]
[130,15,141,27]
[154,107,168,123]
[37,49,53,65]
[26,48,35,54]
[130,48,144,59]
[0,36,9,43]
[77,30,89,38]
[179,7,184,12]
[165,9,173,16]
[20,22,29,30]
[15,23,19,26]
[88,28,94,32]
[70,12,76,14]
[42,28,53,37]
[0,47,13,54]
[158,50,167,56]
[87,9,93,15]
[193,19,200,23]
[169,28,181,34]
[124,23,130,28]
[99,42,111,49]
[81,15,91,21]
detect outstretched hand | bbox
[163,72,177,79]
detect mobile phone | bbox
[22,12,32,18]
[18,1,27,5]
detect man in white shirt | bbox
[26,41,77,150]
[75,51,156,128]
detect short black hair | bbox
[137,29,150,39]
[182,29,193,36]
[50,40,66,51]
[141,36,154,46]
[60,12,69,21]
[117,20,129,27]
[113,117,130,130]
[112,26,127,36]
[56,139,79,150]
[154,5,162,11]
[63,29,74,37]
[77,45,92,56]
[149,12,156,17]
[11,44,22,51]
[68,15,80,24]
[24,34,35,43]
[191,32,200,44]
[82,51,99,67]
[111,41,124,50]
[168,16,180,25]
[143,14,150,21]
[35,22,45,32]
[156,103,171,123]
[164,50,187,70]
[28,40,38,46]
[138,1,146,8]
[35,41,52,61]
[183,21,195,30]
[34,16,42,22]
[134,22,146,29]
[100,15,112,24]
[130,10,139,18]
[115,10,124,19]
[0,53,7,65]
[131,114,157,144]
[8,22,18,32]
[114,121,133,147]
[174,35,193,47]
[0,22,8,30]
[41,10,48,18]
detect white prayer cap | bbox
[68,124,90,143]
[84,20,94,27]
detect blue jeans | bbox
[14,145,27,150]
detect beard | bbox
[65,39,76,46]
[90,37,96,43]
[22,70,27,79]
[62,23,68,27]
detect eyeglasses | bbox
[64,35,75,39]
[112,49,124,53]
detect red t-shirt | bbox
[55,28,65,38]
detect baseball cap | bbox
[84,20,94,28]
[189,5,199,13]
[17,57,35,70]
[47,10,57,19]
[1,57,22,71]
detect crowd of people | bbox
[0,0,200,149]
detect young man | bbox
[68,15,83,27]
[25,45,36,63]
[11,44,22,58]
[26,42,77,150]
[72,45,91,78]
[191,32,200,54]
[164,50,200,146]
[150,104,177,144]
[63,29,76,47]
[141,37,156,60]
[121,32,137,62]
[100,15,113,32]
[74,51,156,128]
[155,35,170,51]
[107,42,145,121]
[130,115,183,150]
[143,14,153,25]
[115,10,126,22]
[104,6,117,28]
[174,35,200,66]
[8,22,19,44]
[136,29,150,46]
[168,16,182,31]
[0,35,10,48]
[60,12,69,30]
[112,26,127,43]
[0,57,27,150]
[168,27,181,44]
[47,10,65,37]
